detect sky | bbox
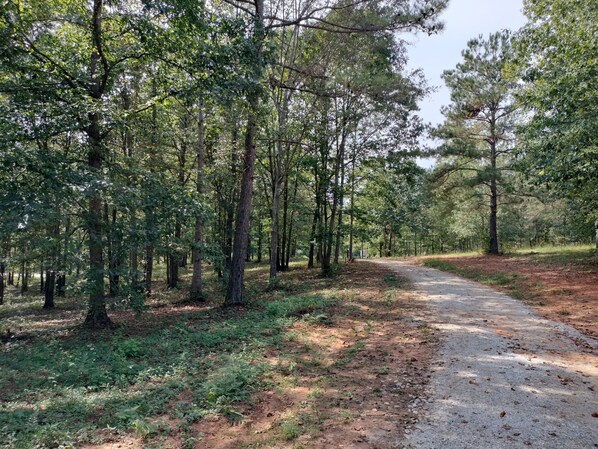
[405,0,527,167]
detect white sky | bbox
[405,0,526,167]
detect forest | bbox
[1,0,595,328]
[0,1,597,446]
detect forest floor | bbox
[0,261,437,449]
[370,258,598,449]
[415,245,598,339]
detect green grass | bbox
[422,259,528,299]
[512,244,597,266]
[0,287,333,449]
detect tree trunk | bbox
[190,101,205,301]
[348,153,356,261]
[43,269,56,309]
[105,204,119,297]
[269,155,280,280]
[0,262,5,305]
[280,172,289,271]
[225,0,264,305]
[333,150,346,265]
[20,261,28,295]
[308,165,320,269]
[285,172,299,269]
[225,94,259,305]
[84,0,112,328]
[488,136,499,255]
[40,263,44,293]
[257,219,263,263]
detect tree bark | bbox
[225,0,264,305]
[190,101,205,301]
[225,94,259,305]
[348,153,356,261]
[488,121,499,255]
[0,262,5,305]
[43,269,56,309]
[84,0,112,328]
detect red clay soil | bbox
[433,254,598,339]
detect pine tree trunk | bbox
[488,137,499,255]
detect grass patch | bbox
[423,259,528,300]
[0,260,434,449]
[0,277,333,448]
[512,244,597,266]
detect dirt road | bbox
[369,259,598,449]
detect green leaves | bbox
[514,0,598,212]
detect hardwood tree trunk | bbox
[0,262,5,305]
[225,94,259,305]
[43,269,56,309]
[84,0,112,328]
[190,101,205,301]
[20,261,28,295]
[225,0,264,305]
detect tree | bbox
[514,0,598,250]
[434,31,518,254]
[222,0,446,302]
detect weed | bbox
[375,365,390,375]
[384,274,398,284]
[279,420,301,441]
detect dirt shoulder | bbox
[416,249,597,339]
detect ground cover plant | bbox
[419,245,598,338]
[0,261,436,448]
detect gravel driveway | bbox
[370,259,598,449]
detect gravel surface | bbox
[370,259,598,449]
